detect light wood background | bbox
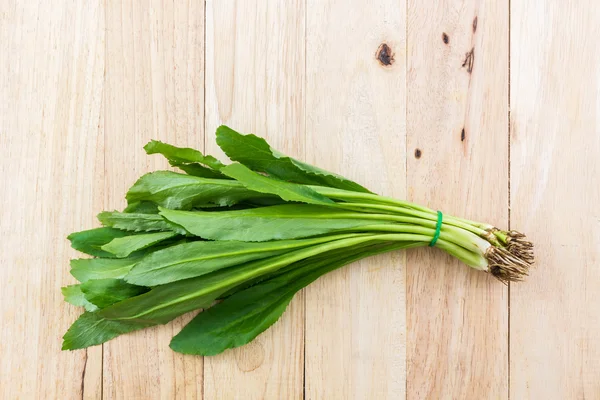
[1,1,598,399]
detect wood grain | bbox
[304,1,407,398]
[203,1,305,399]
[406,1,508,398]
[0,1,105,399]
[510,1,600,398]
[102,1,204,398]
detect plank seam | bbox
[507,0,512,398]
[404,0,409,395]
[302,1,308,398]
[202,0,207,398]
[101,1,108,397]
[81,350,87,400]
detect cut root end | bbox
[506,231,534,264]
[485,241,533,284]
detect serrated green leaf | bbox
[125,234,357,286]
[220,163,334,205]
[126,171,271,210]
[98,211,187,235]
[159,204,393,242]
[81,279,149,309]
[62,312,154,350]
[215,125,371,193]
[101,231,178,258]
[61,285,98,312]
[171,290,293,356]
[144,140,226,171]
[70,257,142,282]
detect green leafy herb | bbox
[61,125,533,356]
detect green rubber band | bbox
[429,211,443,247]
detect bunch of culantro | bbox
[62,126,534,356]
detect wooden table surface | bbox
[2,1,599,399]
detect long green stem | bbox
[311,186,436,213]
[351,224,490,254]
[331,202,488,236]
[313,186,495,232]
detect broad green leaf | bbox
[99,235,374,324]
[81,279,149,309]
[70,257,142,282]
[170,241,417,355]
[61,285,98,312]
[125,233,359,286]
[98,211,187,235]
[215,125,371,193]
[101,231,178,258]
[171,288,293,356]
[144,140,226,172]
[68,227,130,258]
[126,171,270,210]
[220,163,333,205]
[62,312,153,350]
[159,204,393,242]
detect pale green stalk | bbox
[312,186,496,233]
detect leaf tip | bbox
[215,125,235,136]
[143,140,162,154]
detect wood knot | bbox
[473,16,478,33]
[234,340,265,372]
[376,43,394,66]
[442,33,449,44]
[414,149,422,159]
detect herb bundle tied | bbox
[62,126,533,355]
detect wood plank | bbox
[510,1,600,398]
[304,1,407,398]
[202,2,305,398]
[102,1,204,398]
[0,1,104,398]
[406,1,508,398]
